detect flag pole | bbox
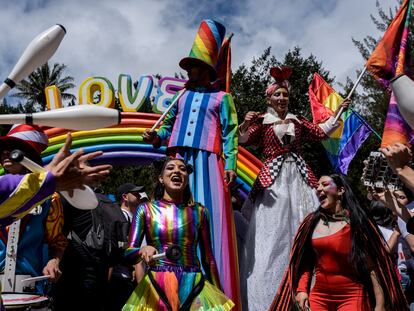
[150,89,186,131]
[225,33,234,93]
[333,66,368,123]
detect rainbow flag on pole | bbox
[365,0,414,147]
[214,34,233,92]
[309,73,371,174]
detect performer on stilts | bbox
[143,19,240,308]
[238,66,348,310]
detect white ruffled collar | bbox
[262,108,300,125]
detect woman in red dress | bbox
[270,174,407,311]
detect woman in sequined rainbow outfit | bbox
[123,157,234,311]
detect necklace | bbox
[320,209,350,227]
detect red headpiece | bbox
[266,66,293,97]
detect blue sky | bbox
[0,0,396,100]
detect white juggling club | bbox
[391,74,414,129]
[10,149,98,210]
[0,24,66,100]
[0,105,121,130]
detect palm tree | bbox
[13,62,76,111]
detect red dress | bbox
[297,225,371,311]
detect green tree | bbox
[351,2,390,134]
[0,98,22,114]
[0,98,24,136]
[100,164,157,199]
[232,47,332,122]
[13,62,76,111]
[231,47,276,123]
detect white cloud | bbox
[0,0,392,98]
[230,0,387,88]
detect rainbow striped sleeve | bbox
[220,93,238,170]
[124,203,146,264]
[0,172,56,226]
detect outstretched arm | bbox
[0,172,56,225]
[0,134,111,226]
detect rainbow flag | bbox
[214,34,232,92]
[309,73,371,174]
[365,0,414,147]
[366,0,411,85]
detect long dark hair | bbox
[152,157,194,206]
[331,175,378,299]
[271,174,407,310]
[313,174,400,307]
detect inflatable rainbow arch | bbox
[41,112,263,200]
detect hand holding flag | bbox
[309,73,372,174]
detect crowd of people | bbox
[1,18,414,311]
